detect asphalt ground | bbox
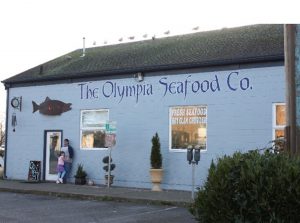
[0,192,197,223]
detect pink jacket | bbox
[58,155,64,166]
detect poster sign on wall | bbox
[28,160,41,182]
[170,105,207,150]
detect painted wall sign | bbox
[32,97,72,116]
[78,71,252,103]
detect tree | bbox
[0,122,5,147]
[0,122,4,158]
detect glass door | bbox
[44,130,62,181]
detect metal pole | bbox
[107,147,111,188]
[192,161,195,200]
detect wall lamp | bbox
[134,72,144,82]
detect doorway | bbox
[44,130,62,181]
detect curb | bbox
[0,187,192,208]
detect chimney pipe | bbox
[81,37,86,57]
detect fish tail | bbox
[32,101,39,113]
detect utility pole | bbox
[284,24,300,155]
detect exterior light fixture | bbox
[134,72,144,82]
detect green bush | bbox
[190,150,300,222]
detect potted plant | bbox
[102,156,116,185]
[150,132,163,191]
[74,164,87,185]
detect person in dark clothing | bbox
[61,138,74,183]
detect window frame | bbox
[80,109,109,150]
[169,105,208,153]
[272,103,285,140]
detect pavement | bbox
[0,179,193,207]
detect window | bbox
[80,109,109,150]
[273,103,286,139]
[169,105,207,151]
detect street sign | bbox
[105,121,116,134]
[105,121,117,147]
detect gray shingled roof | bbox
[2,24,284,86]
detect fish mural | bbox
[32,97,72,116]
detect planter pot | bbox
[149,169,163,191]
[105,175,114,185]
[75,177,86,185]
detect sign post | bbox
[105,121,116,188]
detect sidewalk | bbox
[0,179,193,207]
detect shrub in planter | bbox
[74,164,87,185]
[190,150,300,222]
[102,156,116,185]
[149,132,163,191]
[150,132,162,169]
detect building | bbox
[2,24,285,190]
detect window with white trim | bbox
[80,109,109,150]
[169,105,207,151]
[272,103,286,139]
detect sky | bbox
[0,0,299,124]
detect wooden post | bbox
[284,24,300,155]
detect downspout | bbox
[4,84,9,178]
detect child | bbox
[56,151,66,184]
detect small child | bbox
[56,151,66,184]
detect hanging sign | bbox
[105,121,117,147]
[105,134,116,148]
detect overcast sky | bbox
[0,0,299,123]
